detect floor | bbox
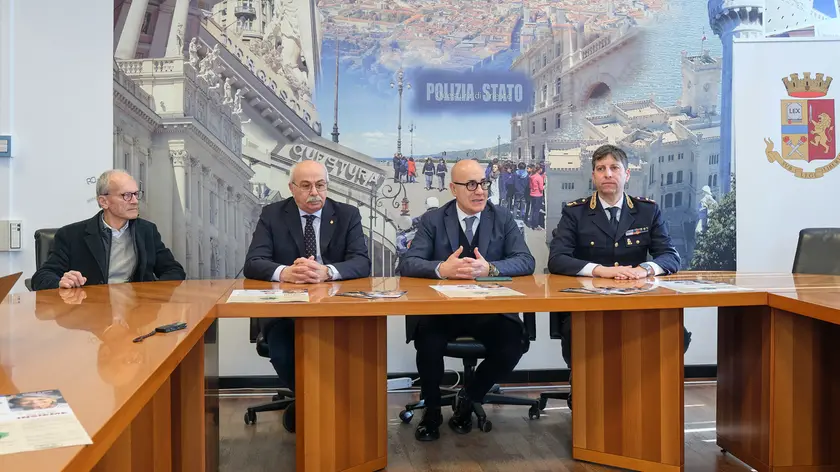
[219,383,754,472]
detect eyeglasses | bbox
[104,191,143,202]
[293,181,328,192]
[453,180,492,191]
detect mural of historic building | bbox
[510,3,640,162]
[113,0,398,278]
[543,49,723,265]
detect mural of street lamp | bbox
[390,68,411,155]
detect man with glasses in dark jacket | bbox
[32,169,185,290]
[399,159,535,442]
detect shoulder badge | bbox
[566,196,589,207]
[632,195,656,204]
[589,191,597,210]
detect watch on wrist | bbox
[488,263,500,277]
[639,263,654,277]
[326,266,335,281]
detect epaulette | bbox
[628,195,656,209]
[631,195,656,204]
[565,195,591,207]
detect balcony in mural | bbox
[201,17,321,134]
[116,57,244,158]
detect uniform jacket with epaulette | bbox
[547,192,680,275]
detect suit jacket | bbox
[548,193,680,276]
[243,197,371,333]
[398,200,535,326]
[31,212,186,291]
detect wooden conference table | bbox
[1,273,839,472]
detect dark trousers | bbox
[529,195,542,228]
[555,312,692,366]
[513,194,526,219]
[265,318,295,391]
[414,314,525,408]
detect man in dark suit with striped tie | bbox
[243,159,370,431]
[399,159,535,442]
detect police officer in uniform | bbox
[548,144,691,405]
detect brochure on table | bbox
[226,289,310,303]
[431,284,525,298]
[657,280,750,293]
[0,389,92,456]
[336,290,407,299]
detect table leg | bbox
[718,306,840,471]
[572,309,685,472]
[171,339,208,471]
[92,377,173,472]
[296,316,388,472]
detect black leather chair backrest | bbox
[522,312,536,341]
[34,228,59,269]
[250,318,270,358]
[25,228,59,291]
[792,228,840,276]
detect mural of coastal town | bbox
[113,0,837,280]
[314,0,725,271]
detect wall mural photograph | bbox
[114,0,781,280]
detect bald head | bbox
[290,160,328,183]
[450,159,483,182]
[289,160,329,213]
[449,159,489,215]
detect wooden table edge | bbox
[62,315,215,471]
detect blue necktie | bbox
[464,216,476,244]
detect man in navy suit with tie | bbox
[548,144,689,406]
[399,159,535,442]
[243,159,370,431]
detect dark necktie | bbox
[608,207,619,234]
[464,216,477,244]
[303,214,317,258]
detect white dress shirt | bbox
[102,215,129,239]
[271,208,342,282]
[435,206,482,278]
[577,194,663,277]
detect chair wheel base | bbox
[399,410,414,423]
[528,405,540,420]
[477,418,492,432]
[244,410,256,425]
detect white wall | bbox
[0,0,113,290]
[733,37,840,273]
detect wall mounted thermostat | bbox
[0,221,22,251]
[0,136,10,158]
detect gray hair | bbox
[96,169,131,207]
[289,160,329,184]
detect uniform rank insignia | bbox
[625,227,648,236]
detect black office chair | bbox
[538,312,571,410]
[398,313,542,432]
[792,228,840,275]
[25,228,59,291]
[243,318,296,433]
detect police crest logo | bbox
[763,72,840,178]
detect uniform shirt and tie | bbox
[576,195,664,277]
[434,206,481,279]
[270,209,342,282]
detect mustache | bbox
[306,196,322,203]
